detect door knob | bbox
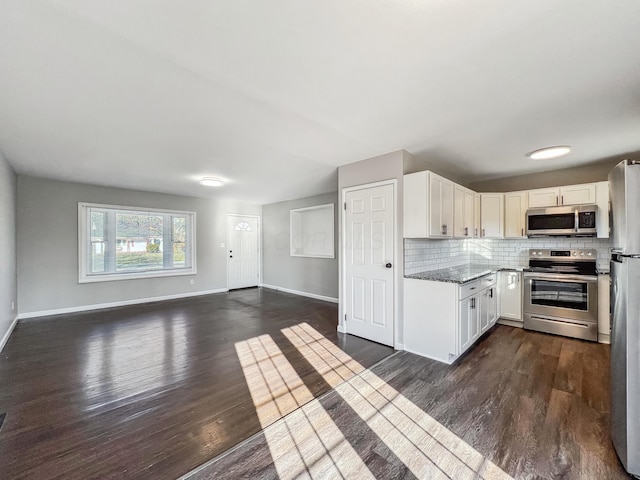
[385,263,392,268]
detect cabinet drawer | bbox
[459,280,480,299]
[480,273,497,288]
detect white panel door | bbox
[227,215,260,289]
[344,183,394,346]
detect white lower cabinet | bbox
[498,270,522,322]
[404,273,498,364]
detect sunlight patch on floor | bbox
[282,323,514,480]
[235,335,375,479]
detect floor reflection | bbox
[82,315,188,410]
[282,323,514,480]
[235,335,375,479]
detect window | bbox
[79,203,196,282]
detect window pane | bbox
[173,216,186,268]
[90,210,106,273]
[115,213,164,272]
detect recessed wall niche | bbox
[290,204,335,258]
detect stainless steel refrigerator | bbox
[609,159,640,477]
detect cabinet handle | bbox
[556,195,559,205]
[442,224,447,235]
[471,298,475,309]
[482,228,485,237]
[464,227,468,236]
[489,288,493,298]
[475,228,478,237]
[521,227,524,237]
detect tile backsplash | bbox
[404,237,612,275]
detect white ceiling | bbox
[0,1,639,204]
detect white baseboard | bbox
[337,324,346,333]
[17,288,229,320]
[394,342,405,351]
[0,315,19,353]
[598,333,610,344]
[260,284,338,304]
[497,318,524,328]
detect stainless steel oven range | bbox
[523,248,598,341]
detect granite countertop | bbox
[405,264,523,284]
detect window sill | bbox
[78,268,197,284]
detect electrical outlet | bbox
[190,279,195,285]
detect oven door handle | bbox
[523,272,597,282]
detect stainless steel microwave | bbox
[525,204,598,237]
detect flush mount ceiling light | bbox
[199,177,224,187]
[526,145,572,160]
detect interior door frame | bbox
[226,214,262,290]
[340,179,398,347]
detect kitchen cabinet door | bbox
[454,184,466,238]
[498,271,522,321]
[596,181,609,239]
[464,189,475,238]
[480,193,504,238]
[474,193,481,238]
[528,187,560,208]
[479,289,491,334]
[488,286,498,326]
[504,191,528,238]
[454,185,476,238]
[459,296,475,353]
[560,183,596,205]
[429,173,454,238]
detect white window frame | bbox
[78,202,197,283]
[290,203,335,258]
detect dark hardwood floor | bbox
[189,325,631,480]
[0,288,393,479]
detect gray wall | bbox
[0,153,17,347]
[17,176,261,314]
[469,157,622,192]
[262,192,338,299]
[338,150,406,347]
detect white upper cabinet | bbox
[595,181,609,239]
[474,193,481,238]
[528,183,597,208]
[560,183,596,206]
[429,173,454,237]
[527,187,560,208]
[480,193,504,238]
[504,191,528,238]
[404,171,453,238]
[454,184,476,238]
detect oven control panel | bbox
[529,249,596,260]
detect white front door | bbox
[344,183,394,346]
[227,215,260,289]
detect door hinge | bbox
[344,314,347,322]
[344,202,347,211]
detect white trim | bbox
[394,342,405,351]
[403,346,457,365]
[260,284,338,304]
[340,179,398,346]
[0,315,19,353]
[598,333,610,344]
[17,289,228,320]
[227,214,262,289]
[290,203,335,258]
[497,318,524,328]
[337,324,347,333]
